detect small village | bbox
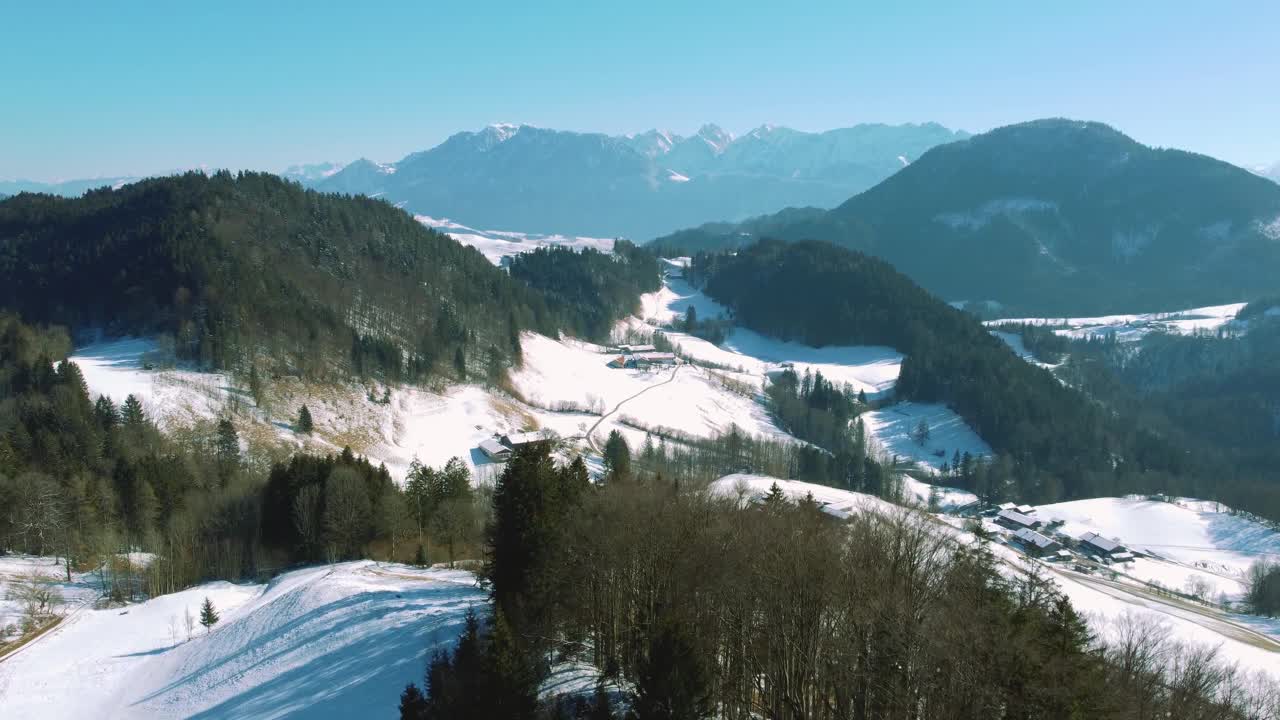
[947,499,1143,569]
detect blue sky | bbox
[2,1,1277,181]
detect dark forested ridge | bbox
[654,119,1280,317]
[507,242,661,341]
[693,239,1249,511]
[0,172,557,382]
[1056,315,1280,520]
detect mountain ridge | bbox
[652,118,1280,316]
[311,121,969,238]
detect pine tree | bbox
[398,683,427,720]
[454,347,467,379]
[485,609,539,719]
[762,481,788,510]
[297,404,314,434]
[684,305,698,334]
[199,596,219,632]
[857,388,868,405]
[215,418,239,465]
[94,395,118,430]
[602,430,631,483]
[912,418,931,446]
[121,394,146,427]
[248,364,263,406]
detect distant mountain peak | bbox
[485,123,522,142]
[695,124,733,153]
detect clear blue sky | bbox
[2,0,1277,181]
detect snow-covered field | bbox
[639,277,730,325]
[901,475,979,511]
[860,402,991,473]
[0,561,484,719]
[509,332,790,445]
[1040,496,1280,582]
[987,303,1247,343]
[416,215,614,266]
[71,339,234,427]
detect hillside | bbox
[691,239,1225,506]
[0,172,556,382]
[654,119,1280,316]
[313,122,967,238]
[0,560,484,719]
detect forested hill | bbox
[657,119,1280,317]
[695,239,1214,504]
[0,172,561,382]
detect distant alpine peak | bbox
[486,123,522,141]
[696,123,733,152]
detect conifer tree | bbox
[94,395,118,429]
[121,394,146,427]
[454,347,466,379]
[199,596,219,632]
[762,481,788,510]
[216,418,240,466]
[297,404,314,434]
[602,430,631,483]
[398,683,427,720]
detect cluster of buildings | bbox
[478,429,556,462]
[607,343,680,370]
[987,502,1138,565]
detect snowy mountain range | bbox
[1256,162,1280,184]
[308,122,969,238]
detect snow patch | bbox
[415,215,614,266]
[934,197,1057,230]
[861,402,992,473]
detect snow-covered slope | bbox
[1039,496,1280,579]
[416,215,615,266]
[509,332,789,446]
[637,282,904,398]
[861,402,992,473]
[0,562,484,719]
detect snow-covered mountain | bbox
[1257,162,1280,184]
[312,122,968,238]
[280,161,346,183]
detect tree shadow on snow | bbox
[131,582,483,719]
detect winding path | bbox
[585,363,684,451]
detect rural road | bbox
[585,363,684,452]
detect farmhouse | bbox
[478,438,512,462]
[479,429,556,461]
[1078,532,1126,558]
[501,430,555,448]
[995,509,1040,530]
[615,344,656,355]
[1012,528,1062,556]
[608,352,680,370]
[632,352,679,369]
